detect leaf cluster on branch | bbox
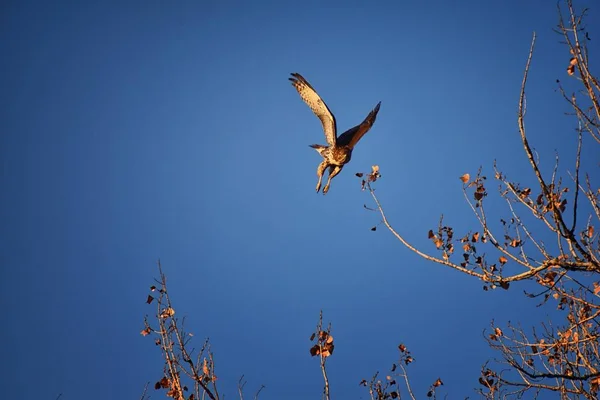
[358,1,600,398]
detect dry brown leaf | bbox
[588,225,595,238]
[559,199,567,212]
[526,358,534,366]
[543,271,557,283]
[499,256,507,264]
[160,307,175,318]
[158,376,170,389]
[325,342,335,356]
[593,282,600,295]
[202,358,209,375]
[460,173,470,184]
[141,328,151,336]
[433,378,443,387]
[536,194,544,205]
[472,232,480,242]
[570,57,577,65]
[434,239,443,249]
[567,65,575,75]
[146,295,154,304]
[509,239,522,247]
[310,344,320,356]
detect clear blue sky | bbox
[2,1,598,399]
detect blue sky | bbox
[2,1,598,399]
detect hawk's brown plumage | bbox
[289,72,381,194]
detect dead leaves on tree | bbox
[462,173,488,203]
[141,263,223,400]
[567,46,580,76]
[309,330,335,358]
[427,223,454,261]
[154,375,190,399]
[397,343,414,365]
[567,57,577,76]
[582,225,596,247]
[488,327,504,342]
[478,368,498,392]
[427,377,444,398]
[201,357,218,383]
[160,307,176,319]
[486,282,600,397]
[357,165,382,191]
[359,343,443,399]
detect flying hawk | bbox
[289,73,381,194]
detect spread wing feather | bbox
[336,102,381,149]
[289,73,337,146]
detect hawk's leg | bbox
[315,161,328,193]
[323,165,343,194]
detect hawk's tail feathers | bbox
[309,144,327,155]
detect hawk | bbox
[289,72,381,194]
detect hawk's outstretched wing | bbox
[289,73,337,146]
[336,102,381,149]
